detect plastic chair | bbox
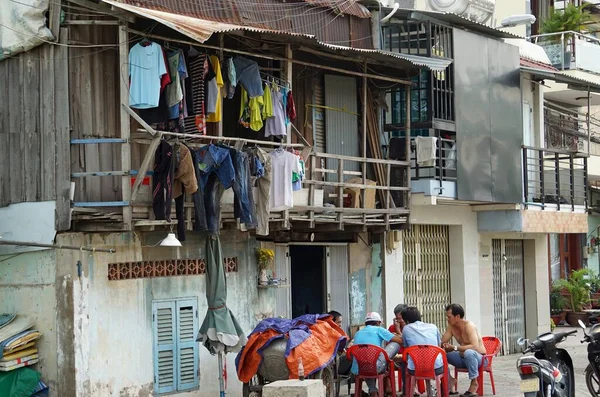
[395,356,426,395]
[453,337,502,396]
[404,345,449,397]
[346,344,397,397]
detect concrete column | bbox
[449,224,481,328]
[383,232,404,326]
[477,235,495,336]
[524,235,551,339]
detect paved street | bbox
[342,327,594,397]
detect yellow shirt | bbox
[262,83,273,120]
[207,55,224,122]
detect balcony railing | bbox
[530,31,600,73]
[410,137,457,182]
[522,146,588,210]
[544,101,589,153]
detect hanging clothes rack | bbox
[138,129,305,149]
[259,72,289,90]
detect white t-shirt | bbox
[269,150,300,211]
[129,42,167,109]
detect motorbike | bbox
[516,329,577,397]
[577,319,600,396]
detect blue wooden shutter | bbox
[176,299,199,391]
[153,301,177,394]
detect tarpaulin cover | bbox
[0,366,40,397]
[0,0,54,59]
[235,314,347,382]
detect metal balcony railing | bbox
[544,102,589,153]
[522,146,588,210]
[530,31,600,73]
[410,137,457,183]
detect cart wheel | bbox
[313,365,335,397]
[243,375,263,397]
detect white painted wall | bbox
[0,201,56,255]
[493,0,527,37]
[55,231,275,397]
[410,203,481,330]
[383,232,403,326]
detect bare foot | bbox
[467,379,479,394]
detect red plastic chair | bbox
[453,337,502,396]
[395,356,426,394]
[404,345,449,397]
[346,344,397,397]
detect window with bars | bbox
[386,70,430,128]
[152,298,199,394]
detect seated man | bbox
[388,304,408,335]
[329,310,352,377]
[328,310,344,330]
[401,306,444,393]
[350,312,402,397]
[441,304,486,397]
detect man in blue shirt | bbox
[401,306,444,377]
[350,312,403,397]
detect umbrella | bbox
[197,234,247,397]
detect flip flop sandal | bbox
[449,392,460,396]
[460,392,478,397]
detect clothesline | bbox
[141,129,306,148]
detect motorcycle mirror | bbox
[579,319,587,329]
[517,337,526,346]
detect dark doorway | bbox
[290,245,325,318]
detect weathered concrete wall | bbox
[348,234,381,329]
[55,230,274,397]
[0,250,59,392]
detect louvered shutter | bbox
[153,301,177,394]
[176,299,199,391]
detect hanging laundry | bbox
[287,90,296,122]
[172,143,199,242]
[415,136,438,166]
[184,54,209,134]
[225,57,237,99]
[166,51,184,108]
[232,56,264,97]
[207,55,224,122]
[160,48,171,93]
[292,155,304,192]
[239,88,264,132]
[250,147,271,236]
[262,82,273,120]
[152,140,175,221]
[129,41,167,109]
[265,87,286,137]
[269,149,300,211]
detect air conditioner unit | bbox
[426,0,495,24]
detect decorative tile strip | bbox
[108,257,238,280]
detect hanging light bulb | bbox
[160,233,182,247]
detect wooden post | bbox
[362,61,368,230]
[131,137,161,201]
[405,86,412,215]
[218,33,224,137]
[119,24,132,228]
[385,162,391,229]
[308,155,316,228]
[338,159,344,230]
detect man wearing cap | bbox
[349,312,403,397]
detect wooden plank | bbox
[48,0,62,39]
[23,49,41,202]
[55,28,72,231]
[41,45,57,201]
[0,48,10,207]
[63,20,121,25]
[71,138,127,144]
[66,0,135,22]
[119,25,132,228]
[73,201,129,207]
[9,55,26,203]
[131,137,161,201]
[123,105,157,136]
[303,180,410,191]
[315,151,410,166]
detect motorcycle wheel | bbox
[586,364,600,397]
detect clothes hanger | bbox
[188,44,200,57]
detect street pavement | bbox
[341,327,594,397]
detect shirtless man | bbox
[441,304,486,397]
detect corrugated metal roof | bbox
[107,0,371,47]
[104,0,452,72]
[382,8,523,39]
[521,66,600,92]
[505,38,552,65]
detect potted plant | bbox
[256,248,275,286]
[540,3,592,69]
[589,272,600,308]
[556,268,592,326]
[550,283,568,325]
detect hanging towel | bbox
[415,136,437,167]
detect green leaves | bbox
[540,4,592,35]
[555,268,592,312]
